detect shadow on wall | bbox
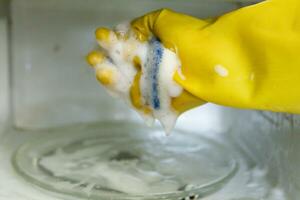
[0,0,9,124]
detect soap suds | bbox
[214,64,229,77]
[93,23,182,133]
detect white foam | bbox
[94,23,182,134]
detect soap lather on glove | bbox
[87,0,300,133]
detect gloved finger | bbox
[86,50,119,86]
[131,9,162,41]
[95,27,118,50]
[172,90,206,114]
[131,9,209,45]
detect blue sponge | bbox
[148,37,163,110]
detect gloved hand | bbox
[131,0,300,114]
[88,0,300,116]
[86,20,205,118]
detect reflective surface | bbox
[13,121,237,200]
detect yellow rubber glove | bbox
[86,23,205,117]
[131,0,300,114]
